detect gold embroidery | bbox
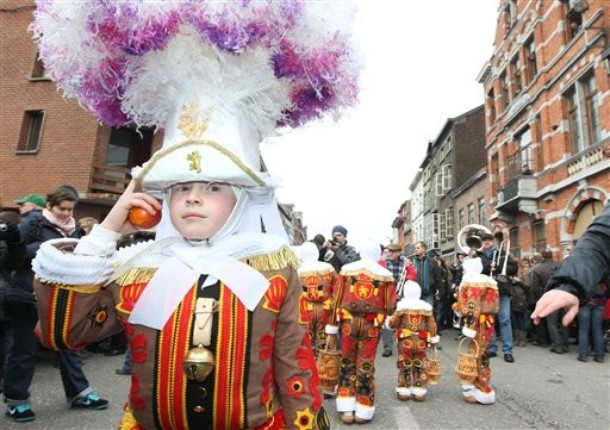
[178,99,212,139]
[187,151,202,173]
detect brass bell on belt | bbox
[183,345,215,382]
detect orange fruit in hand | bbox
[128,206,161,229]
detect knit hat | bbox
[14,194,45,207]
[332,225,348,237]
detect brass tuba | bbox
[457,224,492,255]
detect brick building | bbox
[453,167,488,254]
[1,1,305,240]
[1,1,162,221]
[478,0,609,260]
[407,106,486,263]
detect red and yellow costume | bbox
[387,280,440,402]
[327,258,395,423]
[298,269,336,356]
[453,258,499,405]
[297,244,336,357]
[33,240,329,429]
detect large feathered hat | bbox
[32,0,361,238]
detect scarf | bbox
[42,208,76,237]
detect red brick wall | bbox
[483,0,609,260]
[1,1,100,207]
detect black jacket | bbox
[546,203,610,304]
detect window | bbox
[439,212,446,242]
[532,221,546,253]
[478,198,487,225]
[17,110,45,153]
[564,72,602,153]
[487,88,496,123]
[518,127,533,174]
[490,154,499,193]
[511,55,522,97]
[500,71,510,109]
[566,8,583,39]
[435,172,443,197]
[504,0,517,32]
[467,203,475,225]
[442,164,453,192]
[446,208,454,239]
[31,51,50,79]
[458,209,465,231]
[432,212,439,250]
[525,37,537,84]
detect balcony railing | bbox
[496,175,537,214]
[567,144,605,176]
[90,164,131,194]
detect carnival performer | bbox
[30,2,361,429]
[298,242,337,357]
[387,270,440,402]
[326,241,396,424]
[453,255,500,405]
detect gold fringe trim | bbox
[113,247,296,286]
[53,284,101,294]
[339,269,394,282]
[115,268,157,286]
[241,246,299,272]
[297,268,336,278]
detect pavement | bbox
[2,331,609,429]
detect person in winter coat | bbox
[533,203,610,327]
[322,225,360,273]
[4,188,108,423]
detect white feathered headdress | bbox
[32,0,361,239]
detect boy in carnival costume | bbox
[297,242,337,358]
[386,268,440,402]
[326,241,396,424]
[30,1,360,428]
[453,255,499,405]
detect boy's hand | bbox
[100,181,162,235]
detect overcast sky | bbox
[262,0,500,248]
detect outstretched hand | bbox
[100,181,162,235]
[531,289,579,326]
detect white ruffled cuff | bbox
[429,335,440,344]
[325,324,339,335]
[33,239,115,286]
[74,224,121,257]
[462,326,477,339]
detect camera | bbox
[329,239,337,246]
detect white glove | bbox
[325,324,339,335]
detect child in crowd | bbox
[326,241,395,425]
[453,255,499,405]
[297,242,337,357]
[387,272,440,402]
[30,2,360,428]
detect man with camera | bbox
[322,225,360,273]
